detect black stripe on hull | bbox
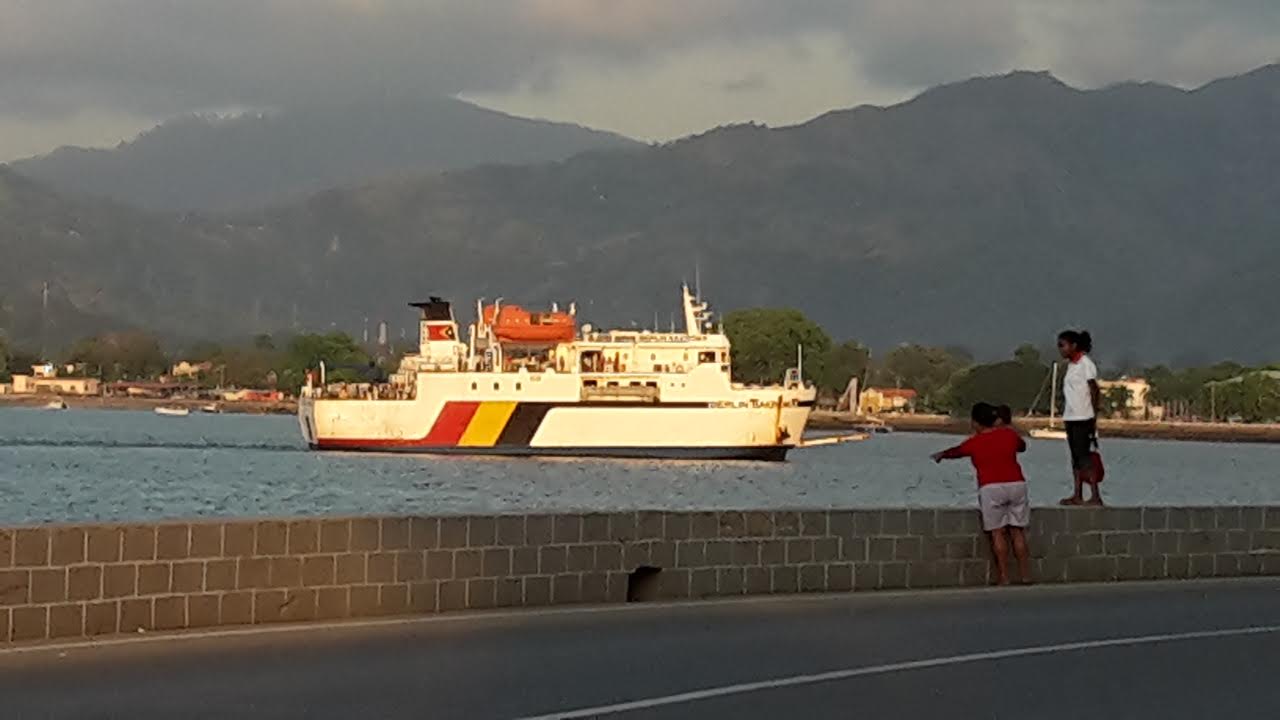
[495,402,554,445]
[311,444,791,462]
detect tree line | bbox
[722,308,1280,422]
[0,330,392,392]
[4,312,1278,422]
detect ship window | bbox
[699,351,715,364]
[630,381,640,387]
[471,382,477,391]
[584,379,598,387]
[493,382,500,391]
[683,353,689,361]
[645,382,658,388]
[516,383,522,391]
[650,353,656,361]
[607,381,619,387]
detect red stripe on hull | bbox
[423,401,480,445]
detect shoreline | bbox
[5,397,1280,443]
[810,411,1280,444]
[0,395,297,415]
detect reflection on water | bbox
[1,408,1277,524]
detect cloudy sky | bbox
[1,0,1277,161]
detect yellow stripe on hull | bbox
[457,401,517,446]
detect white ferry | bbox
[299,287,817,460]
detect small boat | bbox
[154,406,190,417]
[199,404,221,414]
[43,399,68,410]
[1029,362,1067,440]
[482,302,576,344]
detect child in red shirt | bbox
[932,402,1032,585]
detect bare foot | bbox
[1058,497,1083,506]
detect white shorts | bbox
[978,482,1030,531]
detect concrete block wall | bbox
[1,506,1277,645]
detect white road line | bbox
[514,624,1280,719]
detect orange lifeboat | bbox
[482,304,576,344]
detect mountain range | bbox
[10,95,639,212]
[3,65,1280,364]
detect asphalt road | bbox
[3,578,1279,719]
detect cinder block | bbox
[893,537,923,562]
[23,570,62,607]
[799,564,825,593]
[154,596,186,630]
[189,524,223,558]
[770,566,799,594]
[853,510,884,537]
[287,520,321,555]
[437,518,467,549]
[254,521,287,556]
[321,519,353,552]
[676,542,707,568]
[11,606,48,641]
[580,573,609,603]
[84,601,119,636]
[380,518,410,550]
[582,514,611,543]
[187,594,220,628]
[827,563,853,592]
[663,514,691,541]
[267,550,302,586]
[519,573,550,602]
[785,539,814,564]
[552,573,583,603]
[717,567,746,595]
[880,562,908,589]
[465,579,495,610]
[608,513,638,542]
[636,512,664,540]
[222,523,255,557]
[717,512,747,538]
[220,591,253,625]
[566,545,595,572]
[365,553,396,584]
[524,516,554,546]
[773,512,800,537]
[691,568,717,597]
[48,603,85,638]
[351,518,385,551]
[102,564,137,598]
[799,512,828,537]
[466,517,496,548]
[171,561,203,593]
[15,529,51,566]
[156,525,190,560]
[907,509,936,537]
[86,527,122,563]
[411,517,443,553]
[68,565,103,601]
[553,515,582,544]
[482,548,512,577]
[51,527,86,565]
[678,512,713,540]
[396,552,425,583]
[453,549,483,579]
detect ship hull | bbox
[308,442,790,461]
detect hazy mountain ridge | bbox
[11,96,641,212]
[3,66,1280,363]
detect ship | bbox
[298,286,818,460]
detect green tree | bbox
[723,308,831,385]
[281,332,372,390]
[1102,385,1133,418]
[940,345,1050,415]
[818,340,870,395]
[65,331,169,381]
[1013,344,1041,366]
[879,344,970,408]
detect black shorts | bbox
[1065,419,1097,471]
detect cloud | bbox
[0,0,1277,158]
